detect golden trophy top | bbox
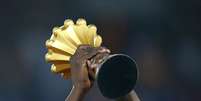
[45,18,102,79]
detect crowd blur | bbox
[0,0,200,101]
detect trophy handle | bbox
[96,54,138,99]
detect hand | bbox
[66,45,110,101]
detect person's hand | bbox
[67,45,110,101]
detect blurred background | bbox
[0,0,201,101]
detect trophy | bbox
[45,18,138,99]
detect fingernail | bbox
[91,64,98,68]
[87,60,91,66]
[99,49,107,53]
[98,59,103,63]
[106,49,111,53]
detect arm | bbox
[65,86,86,101]
[65,45,110,101]
[116,90,140,101]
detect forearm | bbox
[116,90,140,101]
[65,87,86,101]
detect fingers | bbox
[71,45,110,64]
[86,51,110,82]
[87,60,96,82]
[88,52,110,69]
[70,45,95,65]
[98,46,110,54]
[87,46,110,61]
[80,45,110,59]
[71,45,110,80]
[72,45,98,61]
[87,69,96,82]
[69,45,111,90]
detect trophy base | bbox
[97,54,138,99]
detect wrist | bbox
[72,86,88,97]
[66,86,86,101]
[73,80,91,93]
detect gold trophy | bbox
[45,18,138,99]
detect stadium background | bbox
[0,0,201,100]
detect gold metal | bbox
[61,69,71,79]
[64,19,74,28]
[45,18,102,79]
[87,24,97,45]
[46,39,75,55]
[51,63,71,73]
[94,35,102,47]
[45,52,71,62]
[76,18,87,25]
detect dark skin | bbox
[65,45,140,101]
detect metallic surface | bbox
[45,18,102,78]
[97,54,138,99]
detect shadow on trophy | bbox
[45,18,138,99]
